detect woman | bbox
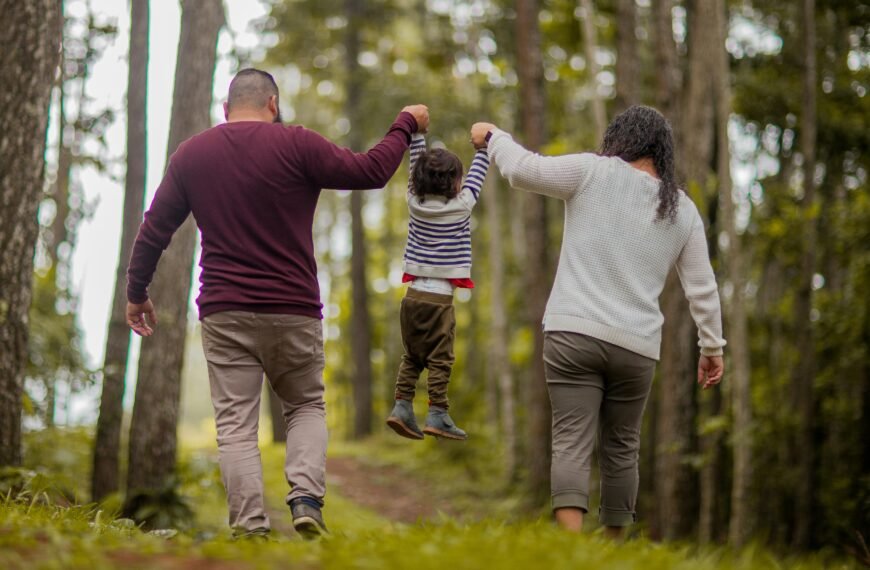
[470,106,726,539]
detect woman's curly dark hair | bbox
[600,105,680,222]
[411,149,463,202]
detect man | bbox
[125,68,428,539]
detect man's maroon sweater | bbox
[126,112,418,319]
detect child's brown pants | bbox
[394,288,456,408]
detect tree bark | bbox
[516,0,552,508]
[125,0,223,497]
[710,0,753,548]
[345,0,373,438]
[652,0,680,126]
[792,0,817,548]
[49,81,72,270]
[578,0,606,141]
[486,176,517,481]
[92,0,149,502]
[614,0,640,113]
[655,0,716,541]
[654,278,698,540]
[0,0,62,467]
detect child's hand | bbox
[470,122,496,149]
[402,104,429,133]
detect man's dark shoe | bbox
[386,399,424,440]
[289,497,328,540]
[423,406,468,440]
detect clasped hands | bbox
[402,104,495,151]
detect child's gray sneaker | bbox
[386,399,424,440]
[423,406,467,440]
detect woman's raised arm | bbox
[470,122,594,201]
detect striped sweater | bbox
[401,134,490,279]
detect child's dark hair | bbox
[411,149,463,202]
[600,105,680,222]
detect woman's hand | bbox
[470,122,496,149]
[697,355,724,389]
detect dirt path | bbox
[264,455,455,532]
[325,456,454,524]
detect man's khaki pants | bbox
[201,311,327,533]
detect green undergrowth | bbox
[1,429,859,569]
[0,497,859,570]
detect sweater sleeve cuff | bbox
[700,346,725,357]
[486,128,511,150]
[127,286,149,305]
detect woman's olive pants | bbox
[544,331,656,527]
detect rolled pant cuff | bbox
[599,508,636,527]
[551,492,589,512]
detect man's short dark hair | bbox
[227,68,279,112]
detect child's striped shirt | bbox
[401,134,489,280]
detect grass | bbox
[0,496,860,570]
[0,428,861,569]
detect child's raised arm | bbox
[461,148,490,204]
[408,133,426,195]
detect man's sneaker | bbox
[289,497,328,540]
[423,406,468,440]
[386,399,424,440]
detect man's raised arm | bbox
[301,105,429,191]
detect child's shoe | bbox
[423,406,467,440]
[386,399,424,440]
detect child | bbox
[385,132,490,441]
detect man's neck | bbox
[628,157,660,179]
[226,110,272,123]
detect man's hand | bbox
[401,104,429,133]
[127,299,157,337]
[697,355,724,390]
[470,122,497,149]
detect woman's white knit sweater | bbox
[487,129,726,360]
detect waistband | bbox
[404,288,454,305]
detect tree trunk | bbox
[125,0,223,497]
[655,278,698,540]
[486,176,517,481]
[0,0,62,467]
[92,0,149,502]
[345,0,373,438]
[516,0,552,508]
[655,0,717,541]
[792,0,817,548]
[710,0,753,548]
[49,82,72,269]
[614,0,640,113]
[578,0,606,141]
[652,0,681,136]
